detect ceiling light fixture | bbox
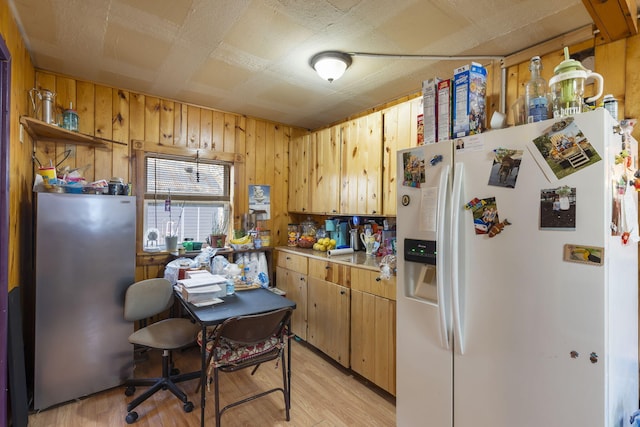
[310,51,352,82]
[309,50,505,82]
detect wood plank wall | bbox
[30,71,305,279]
[1,0,35,292]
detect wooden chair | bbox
[198,307,293,426]
[123,278,201,424]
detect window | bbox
[142,154,231,250]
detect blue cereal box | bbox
[452,62,487,137]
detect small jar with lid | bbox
[62,102,79,132]
[287,224,299,246]
[298,219,317,248]
[259,230,271,247]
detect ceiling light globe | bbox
[310,51,352,82]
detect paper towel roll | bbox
[327,247,354,256]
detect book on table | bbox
[175,272,227,302]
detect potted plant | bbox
[210,206,229,248]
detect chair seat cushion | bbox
[129,318,199,350]
[197,331,282,367]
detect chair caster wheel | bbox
[125,411,138,424]
[125,386,135,396]
[171,367,180,375]
[184,401,194,413]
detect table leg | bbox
[287,319,292,409]
[200,323,207,427]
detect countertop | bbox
[275,246,391,272]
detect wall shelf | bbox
[20,116,126,149]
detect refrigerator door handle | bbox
[437,164,451,350]
[451,162,464,355]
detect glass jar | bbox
[287,224,299,246]
[259,230,271,247]
[298,219,317,248]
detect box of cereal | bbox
[437,79,451,141]
[422,78,441,144]
[452,62,487,137]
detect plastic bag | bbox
[211,255,230,275]
[164,257,196,285]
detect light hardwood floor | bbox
[28,339,396,426]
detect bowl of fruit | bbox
[313,237,336,252]
[297,235,316,248]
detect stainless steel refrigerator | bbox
[33,192,136,410]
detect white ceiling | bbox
[8,0,595,130]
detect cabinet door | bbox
[308,258,350,285]
[276,266,308,341]
[310,125,341,214]
[288,134,311,212]
[307,276,350,367]
[351,289,396,395]
[340,112,383,215]
[382,98,422,216]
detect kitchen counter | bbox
[275,246,388,272]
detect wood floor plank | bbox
[28,340,396,426]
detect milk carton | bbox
[437,79,451,141]
[452,62,487,137]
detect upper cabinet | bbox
[340,112,383,215]
[310,125,341,214]
[288,133,311,213]
[381,98,423,216]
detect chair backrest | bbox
[217,307,293,345]
[124,278,174,322]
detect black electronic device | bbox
[404,239,436,265]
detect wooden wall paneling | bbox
[173,102,187,147]
[159,99,174,146]
[54,76,77,176]
[112,89,130,181]
[272,124,288,246]
[211,110,224,152]
[76,81,96,182]
[129,93,145,143]
[240,118,256,223]
[94,85,113,181]
[223,113,236,153]
[259,122,274,231]
[595,39,627,119]
[199,108,213,151]
[33,72,56,172]
[233,116,247,235]
[626,34,640,139]
[186,105,200,149]
[254,120,267,186]
[144,96,160,144]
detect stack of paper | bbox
[175,272,227,304]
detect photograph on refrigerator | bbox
[488,148,523,188]
[402,150,426,187]
[539,186,576,230]
[528,116,601,182]
[563,243,604,266]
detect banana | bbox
[230,234,251,245]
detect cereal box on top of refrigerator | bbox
[452,62,487,138]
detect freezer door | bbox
[33,193,136,410]
[396,142,454,427]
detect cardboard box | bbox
[452,62,487,137]
[422,78,441,144]
[437,79,451,141]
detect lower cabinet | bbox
[276,266,308,341]
[350,268,396,395]
[307,276,351,368]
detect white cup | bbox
[490,111,507,129]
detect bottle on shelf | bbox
[525,56,549,123]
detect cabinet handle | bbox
[325,265,330,270]
[286,256,291,260]
[340,290,346,295]
[371,210,377,214]
[376,276,381,282]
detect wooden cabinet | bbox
[381,98,422,216]
[276,266,308,340]
[288,133,311,212]
[307,276,351,367]
[276,251,309,340]
[340,112,383,215]
[350,267,396,395]
[309,125,341,214]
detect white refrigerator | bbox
[396,109,638,427]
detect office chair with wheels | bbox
[198,307,293,427]
[123,278,200,424]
